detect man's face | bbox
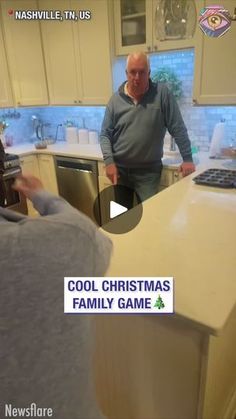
[126,57,150,96]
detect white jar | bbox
[65,127,78,144]
[88,130,98,144]
[78,129,89,144]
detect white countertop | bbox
[104,164,236,336]
[7,143,104,161]
[7,142,208,170]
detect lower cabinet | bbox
[37,154,58,196]
[20,153,58,216]
[159,167,181,191]
[19,154,40,216]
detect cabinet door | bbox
[159,167,181,191]
[114,0,198,55]
[152,0,198,52]
[114,0,153,55]
[72,0,112,104]
[1,0,48,106]
[38,154,59,195]
[160,167,174,188]
[20,154,40,216]
[39,0,83,105]
[193,0,236,105]
[0,21,13,108]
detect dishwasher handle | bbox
[56,159,96,174]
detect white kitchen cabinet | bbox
[193,0,236,105]
[72,0,112,104]
[159,166,181,191]
[20,153,58,214]
[114,0,199,55]
[0,20,13,108]
[39,0,83,106]
[0,0,48,106]
[19,154,40,216]
[40,0,112,105]
[37,154,58,195]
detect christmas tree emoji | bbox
[154,295,165,310]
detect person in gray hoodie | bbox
[0,174,112,419]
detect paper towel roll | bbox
[209,121,225,158]
[65,127,78,144]
[78,129,89,144]
[89,130,98,144]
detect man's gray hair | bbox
[126,52,150,71]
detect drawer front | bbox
[98,161,107,176]
[160,168,174,187]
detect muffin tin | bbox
[193,168,236,188]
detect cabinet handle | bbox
[74,100,77,104]
[153,45,158,51]
[146,46,151,52]
[78,100,82,104]
[17,102,21,106]
[192,98,198,105]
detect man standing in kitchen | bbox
[100,51,195,206]
[0,174,112,419]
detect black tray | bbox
[193,168,236,188]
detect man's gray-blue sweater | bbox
[100,80,193,168]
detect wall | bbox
[1,49,236,151]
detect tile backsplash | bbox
[1,49,236,151]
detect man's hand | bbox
[179,162,195,177]
[106,163,119,185]
[13,174,44,200]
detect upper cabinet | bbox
[0,0,112,106]
[193,0,236,105]
[73,0,112,105]
[1,0,49,106]
[39,0,83,106]
[39,0,112,105]
[0,19,14,108]
[114,0,198,55]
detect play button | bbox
[110,200,127,219]
[93,184,143,234]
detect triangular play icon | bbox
[110,200,128,219]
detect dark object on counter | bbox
[35,141,47,149]
[0,138,6,174]
[193,168,236,188]
[0,151,27,214]
[0,139,6,206]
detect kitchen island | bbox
[93,166,236,419]
[7,143,236,417]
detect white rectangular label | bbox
[64,277,174,314]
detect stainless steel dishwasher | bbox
[55,156,100,225]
